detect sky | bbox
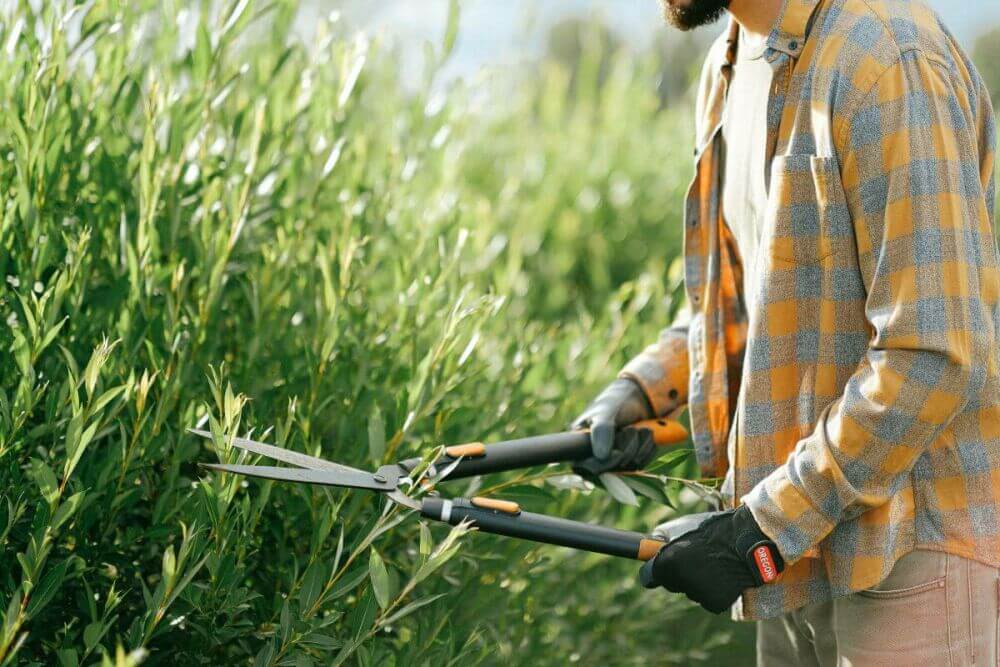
[306,0,1000,84]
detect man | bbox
[573,0,999,662]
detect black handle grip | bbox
[420,496,665,561]
[401,420,688,482]
[441,431,593,480]
[396,431,591,481]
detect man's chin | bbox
[661,0,731,31]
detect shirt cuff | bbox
[742,466,837,565]
[618,328,689,417]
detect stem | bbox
[475,470,564,497]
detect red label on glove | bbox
[753,545,779,584]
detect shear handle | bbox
[420,496,665,561]
[405,418,688,481]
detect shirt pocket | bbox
[765,155,852,266]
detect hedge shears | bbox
[195,418,687,562]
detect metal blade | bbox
[188,428,365,475]
[387,489,421,511]
[202,463,395,491]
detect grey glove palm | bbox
[572,378,653,460]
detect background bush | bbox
[0,2,995,666]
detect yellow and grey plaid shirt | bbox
[621,0,999,619]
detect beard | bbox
[660,0,731,31]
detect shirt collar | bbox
[767,0,823,57]
[696,0,823,157]
[721,0,823,68]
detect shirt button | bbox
[692,294,702,304]
[789,40,798,50]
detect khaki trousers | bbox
[757,550,1000,666]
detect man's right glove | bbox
[572,378,654,461]
[650,512,720,543]
[639,505,784,614]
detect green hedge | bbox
[0,2,745,665]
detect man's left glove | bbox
[572,425,657,478]
[639,505,784,614]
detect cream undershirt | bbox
[721,29,774,313]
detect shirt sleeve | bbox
[619,321,690,418]
[744,51,998,563]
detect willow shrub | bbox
[0,2,749,665]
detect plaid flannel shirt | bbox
[620,0,999,619]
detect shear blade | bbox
[203,463,395,492]
[188,428,366,475]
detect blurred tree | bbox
[973,26,1000,107]
[546,17,622,92]
[545,16,706,107]
[652,31,707,105]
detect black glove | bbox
[572,378,653,460]
[572,425,657,478]
[639,505,784,614]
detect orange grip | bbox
[637,538,667,561]
[629,418,688,447]
[444,442,487,458]
[471,497,521,515]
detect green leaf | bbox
[379,593,446,627]
[92,385,127,414]
[368,550,390,609]
[441,0,460,62]
[219,0,250,39]
[253,641,277,667]
[279,600,293,644]
[25,559,70,617]
[161,546,176,581]
[352,590,377,639]
[418,523,432,557]
[495,484,555,506]
[56,648,79,667]
[17,551,32,583]
[367,405,385,464]
[162,554,208,611]
[64,420,99,481]
[298,633,341,650]
[4,588,22,631]
[298,560,326,611]
[11,329,30,375]
[647,448,693,474]
[599,473,639,506]
[51,491,86,532]
[193,21,213,82]
[83,621,104,650]
[413,523,469,586]
[328,567,367,600]
[17,294,37,339]
[39,317,67,355]
[621,476,672,507]
[338,38,367,109]
[29,459,59,506]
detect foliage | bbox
[973,26,1000,108]
[0,1,749,665]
